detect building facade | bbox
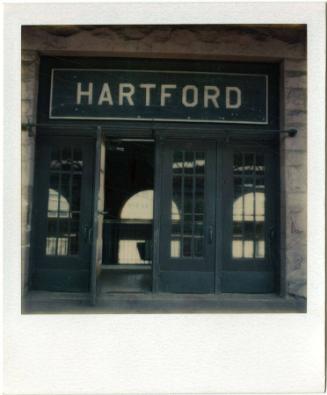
[21,25,307,312]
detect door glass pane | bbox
[45,146,83,256]
[232,152,266,260]
[170,149,205,258]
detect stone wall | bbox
[21,50,39,294]
[281,59,307,298]
[21,25,307,299]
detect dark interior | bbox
[99,140,154,293]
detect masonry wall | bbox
[21,49,39,294]
[21,25,307,298]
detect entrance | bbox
[28,57,281,302]
[30,134,277,296]
[98,139,154,294]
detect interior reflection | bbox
[232,152,265,260]
[232,192,265,258]
[46,189,71,255]
[45,147,82,257]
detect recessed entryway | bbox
[98,140,154,294]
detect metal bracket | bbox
[287,128,297,137]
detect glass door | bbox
[31,137,94,292]
[158,140,216,293]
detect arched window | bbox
[117,190,154,264]
[120,190,154,220]
[116,190,181,264]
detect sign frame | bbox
[49,68,269,125]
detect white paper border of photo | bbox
[3,2,325,394]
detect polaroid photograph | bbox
[3,1,325,394]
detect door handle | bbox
[83,225,93,244]
[208,225,214,244]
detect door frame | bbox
[29,127,279,297]
[90,129,106,304]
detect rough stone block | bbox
[281,164,307,193]
[21,185,32,207]
[284,70,306,89]
[148,28,172,43]
[22,134,34,152]
[120,27,148,40]
[21,99,34,123]
[281,129,306,151]
[286,244,306,272]
[284,150,306,166]
[285,88,306,111]
[285,211,307,250]
[21,223,31,246]
[21,49,39,63]
[171,29,197,45]
[22,79,37,101]
[287,266,306,298]
[21,141,34,162]
[21,130,35,149]
[284,192,307,214]
[21,61,38,82]
[21,162,33,188]
[284,110,307,125]
[284,59,307,72]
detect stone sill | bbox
[22,291,306,314]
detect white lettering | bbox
[204,86,220,108]
[119,83,135,106]
[182,85,198,107]
[226,87,241,109]
[76,82,93,105]
[98,83,113,105]
[140,83,156,106]
[160,84,177,106]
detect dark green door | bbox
[158,141,216,293]
[157,139,277,294]
[31,137,94,292]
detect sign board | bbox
[50,69,268,124]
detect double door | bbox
[157,139,277,294]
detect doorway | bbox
[98,140,155,293]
